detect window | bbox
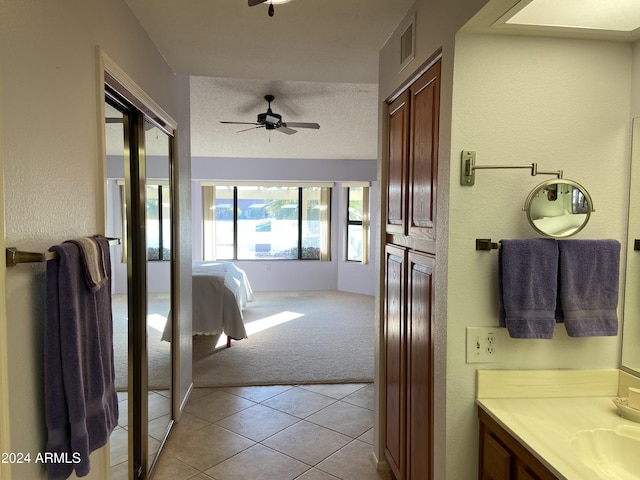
[117,181,171,262]
[202,183,332,261]
[146,183,171,261]
[345,185,370,263]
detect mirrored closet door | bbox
[143,119,174,473]
[104,85,175,479]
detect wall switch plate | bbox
[466,327,502,364]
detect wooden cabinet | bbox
[383,245,435,480]
[384,245,406,479]
[386,60,440,254]
[478,408,558,480]
[384,58,440,480]
[407,62,439,245]
[387,91,410,235]
[405,251,435,479]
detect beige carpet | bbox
[192,290,375,387]
[113,290,375,389]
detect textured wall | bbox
[447,33,632,479]
[0,1,190,478]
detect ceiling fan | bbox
[248,0,289,17]
[220,95,320,136]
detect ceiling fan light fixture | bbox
[248,0,292,17]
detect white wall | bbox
[621,44,640,373]
[447,33,632,479]
[190,156,378,295]
[0,1,191,478]
[173,74,194,412]
[633,42,640,116]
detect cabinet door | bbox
[482,432,511,480]
[408,60,440,247]
[384,244,407,480]
[386,91,410,234]
[478,408,558,480]
[516,464,539,480]
[406,252,435,480]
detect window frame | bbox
[146,183,171,261]
[202,182,333,262]
[117,179,171,262]
[345,184,370,264]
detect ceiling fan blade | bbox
[220,121,262,125]
[282,122,320,129]
[237,125,266,133]
[248,0,267,6]
[276,126,297,135]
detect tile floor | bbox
[111,383,392,480]
[110,390,172,477]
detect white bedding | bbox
[161,261,254,341]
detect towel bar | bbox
[476,238,501,251]
[5,236,120,267]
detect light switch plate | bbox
[466,327,502,364]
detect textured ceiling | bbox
[124,1,633,159]
[124,0,414,159]
[125,0,414,83]
[190,76,378,159]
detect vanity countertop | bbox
[476,369,640,480]
[476,396,632,479]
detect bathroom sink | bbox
[572,425,640,479]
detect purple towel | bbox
[44,237,118,479]
[558,239,620,337]
[499,238,559,339]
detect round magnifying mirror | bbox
[524,179,594,238]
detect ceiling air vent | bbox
[400,14,415,71]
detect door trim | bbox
[99,50,177,131]
[0,113,12,480]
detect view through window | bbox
[203,184,332,261]
[346,185,369,263]
[146,184,171,261]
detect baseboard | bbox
[177,382,194,418]
[372,451,390,472]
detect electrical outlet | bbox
[466,327,502,364]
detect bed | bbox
[161,261,254,344]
